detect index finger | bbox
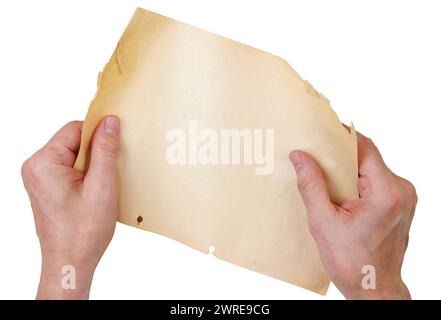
[46,120,83,167]
[356,132,388,177]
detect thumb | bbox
[84,116,120,195]
[289,150,334,218]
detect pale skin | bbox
[22,116,416,299]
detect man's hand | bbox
[290,132,416,299]
[21,116,120,299]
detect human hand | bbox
[290,132,416,299]
[21,116,120,299]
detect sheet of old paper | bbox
[74,8,358,294]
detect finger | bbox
[355,132,401,201]
[84,116,120,197]
[289,150,334,219]
[48,120,83,152]
[45,120,83,167]
[356,132,388,176]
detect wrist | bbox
[342,279,411,300]
[37,253,96,299]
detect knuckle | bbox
[403,180,418,206]
[96,137,119,159]
[48,145,74,165]
[62,120,83,133]
[365,137,374,146]
[67,120,82,127]
[297,175,316,194]
[21,155,41,181]
[383,183,403,212]
[21,159,31,179]
[367,138,381,153]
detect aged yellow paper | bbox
[74,8,358,294]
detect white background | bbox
[0,0,440,299]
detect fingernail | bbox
[289,150,303,168]
[104,116,120,136]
